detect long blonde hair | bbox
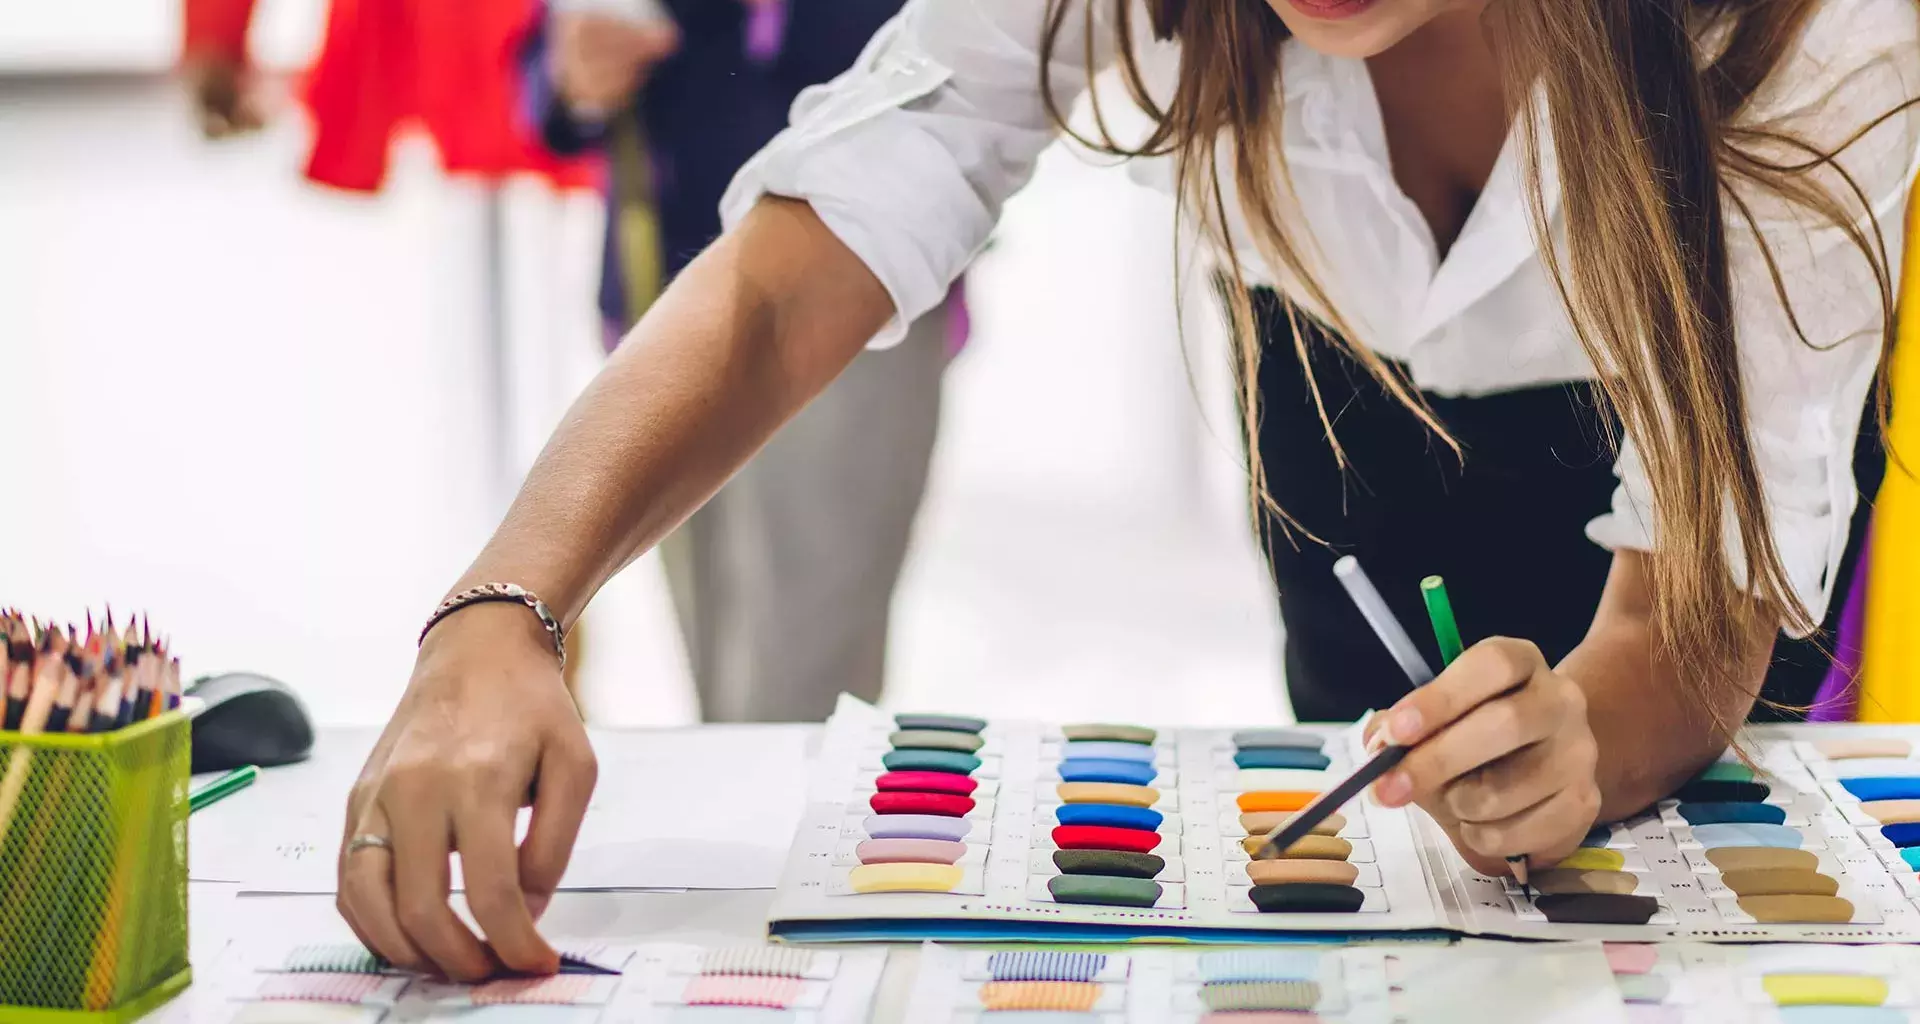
[1041,0,1914,734]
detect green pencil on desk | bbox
[1420,575,1531,891]
[189,765,258,813]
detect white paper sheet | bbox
[192,726,812,894]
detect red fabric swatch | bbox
[870,791,975,817]
[1052,825,1161,854]
[875,771,978,796]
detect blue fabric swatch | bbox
[1059,758,1157,786]
[1061,741,1156,763]
[1881,822,1920,848]
[1234,749,1334,771]
[1197,949,1324,983]
[1839,778,1920,801]
[1055,803,1164,831]
[986,950,1109,982]
[1677,802,1787,826]
[1689,822,1803,849]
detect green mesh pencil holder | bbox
[0,713,192,1022]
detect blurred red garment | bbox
[183,0,598,193]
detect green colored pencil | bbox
[1420,575,1464,665]
[188,765,257,813]
[1422,574,1534,889]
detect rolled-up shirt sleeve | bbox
[1586,0,1920,634]
[719,0,1120,347]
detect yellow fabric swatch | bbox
[847,863,962,894]
[1762,974,1890,1007]
[1552,848,1627,872]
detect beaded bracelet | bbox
[419,583,567,668]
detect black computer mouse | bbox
[187,672,315,773]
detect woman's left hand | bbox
[1363,637,1602,877]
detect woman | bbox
[335,0,1920,979]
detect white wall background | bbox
[0,0,326,72]
[0,10,1286,728]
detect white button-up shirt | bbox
[720,0,1920,632]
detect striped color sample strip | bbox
[986,951,1110,983]
[252,974,395,1005]
[1198,980,1322,1012]
[681,975,805,1009]
[697,947,819,978]
[278,944,386,974]
[977,980,1103,1011]
[1197,949,1324,983]
[470,976,601,1006]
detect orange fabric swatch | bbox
[1238,791,1319,813]
[978,981,1103,1011]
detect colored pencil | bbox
[189,765,258,813]
[1421,575,1465,665]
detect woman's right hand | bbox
[336,602,598,980]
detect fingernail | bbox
[1374,771,1411,806]
[1390,709,1423,744]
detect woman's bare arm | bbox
[458,196,895,624]
[335,196,896,981]
[1563,551,1773,820]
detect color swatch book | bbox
[768,699,1920,943]
[1603,941,1920,1023]
[902,941,1626,1024]
[1427,726,1920,942]
[770,696,1436,942]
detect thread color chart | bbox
[772,696,1437,941]
[774,702,1920,942]
[1604,942,1920,1023]
[1431,727,1920,941]
[219,942,885,1024]
[902,943,1395,1023]
[903,941,1628,1023]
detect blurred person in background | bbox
[519,0,960,723]
[181,0,597,190]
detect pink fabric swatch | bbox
[1604,943,1661,976]
[254,973,386,1004]
[682,974,804,1008]
[471,975,598,1006]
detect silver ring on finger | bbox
[347,833,394,855]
